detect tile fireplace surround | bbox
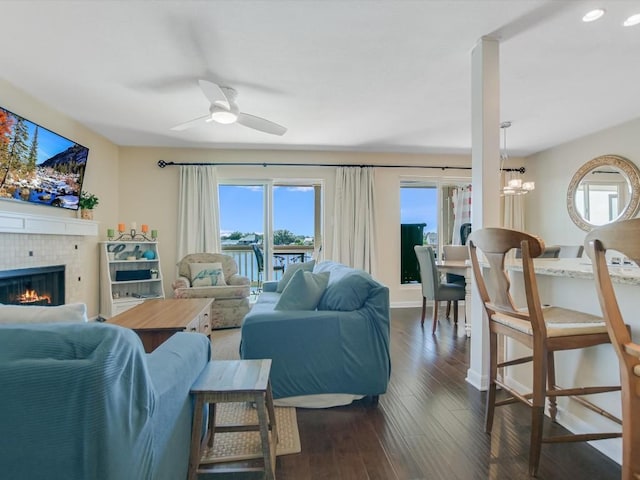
[0,211,99,306]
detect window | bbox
[400,182,438,284]
[219,181,322,287]
[399,179,470,284]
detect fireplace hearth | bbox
[0,265,65,306]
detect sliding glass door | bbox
[273,184,319,268]
[218,184,266,287]
[219,181,322,286]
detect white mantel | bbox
[0,210,98,236]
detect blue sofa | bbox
[240,261,391,406]
[0,322,210,480]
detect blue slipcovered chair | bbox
[0,322,210,480]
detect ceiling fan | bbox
[170,80,287,136]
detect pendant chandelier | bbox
[500,121,535,196]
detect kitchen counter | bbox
[505,257,640,286]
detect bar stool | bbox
[468,227,621,476]
[188,359,278,480]
[586,218,640,480]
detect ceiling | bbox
[1,0,639,157]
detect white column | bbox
[466,37,502,391]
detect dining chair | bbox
[467,227,621,476]
[414,245,465,334]
[586,218,640,480]
[460,222,472,246]
[442,245,469,318]
[251,244,285,293]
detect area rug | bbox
[199,401,300,464]
[203,328,301,463]
[210,328,242,360]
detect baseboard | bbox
[390,301,422,308]
[465,368,488,391]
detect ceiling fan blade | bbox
[170,114,210,131]
[237,112,287,136]
[198,79,229,109]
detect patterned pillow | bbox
[189,262,227,287]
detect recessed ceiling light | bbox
[583,9,606,22]
[623,13,640,27]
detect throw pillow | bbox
[275,269,330,311]
[189,262,227,287]
[0,302,88,324]
[317,271,376,311]
[276,259,316,293]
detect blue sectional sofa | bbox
[240,261,391,407]
[0,322,211,480]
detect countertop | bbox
[504,257,640,286]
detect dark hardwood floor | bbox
[207,307,620,479]
[273,307,621,480]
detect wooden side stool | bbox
[187,359,278,480]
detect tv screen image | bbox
[0,106,89,211]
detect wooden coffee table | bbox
[108,298,213,352]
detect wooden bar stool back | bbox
[468,227,621,477]
[586,218,640,480]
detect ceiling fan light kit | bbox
[171,79,287,136]
[209,103,238,124]
[582,9,605,22]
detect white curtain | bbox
[176,165,221,260]
[452,185,472,244]
[502,171,525,230]
[332,167,376,273]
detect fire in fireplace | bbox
[0,266,65,306]
[18,288,52,305]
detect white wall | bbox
[0,79,120,317]
[526,117,640,244]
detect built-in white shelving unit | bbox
[99,241,164,318]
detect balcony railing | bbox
[221,244,315,286]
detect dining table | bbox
[435,259,472,337]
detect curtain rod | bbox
[157,160,526,173]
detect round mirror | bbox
[567,155,640,231]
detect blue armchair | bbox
[0,322,210,480]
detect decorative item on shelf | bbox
[111,221,154,241]
[142,249,156,260]
[78,191,99,220]
[499,121,535,196]
[150,268,159,279]
[107,228,115,241]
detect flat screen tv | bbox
[0,106,89,211]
